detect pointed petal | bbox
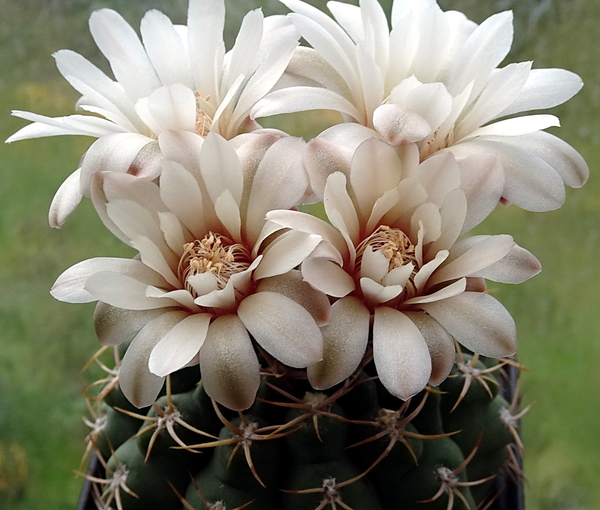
[49,168,84,228]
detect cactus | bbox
[80,343,528,510]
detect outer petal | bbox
[199,314,261,411]
[308,296,370,390]
[49,168,84,228]
[420,291,517,357]
[93,302,170,346]
[256,270,331,326]
[403,311,454,386]
[373,306,432,400]
[119,310,189,408]
[50,257,166,303]
[149,312,212,376]
[237,291,323,368]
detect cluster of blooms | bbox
[8,0,588,411]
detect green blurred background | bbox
[0,0,598,508]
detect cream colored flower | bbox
[268,138,540,400]
[255,0,588,212]
[50,132,329,410]
[6,0,299,227]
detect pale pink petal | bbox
[360,278,404,306]
[84,271,176,310]
[420,292,517,357]
[403,277,466,305]
[213,190,242,242]
[429,234,514,287]
[308,296,370,390]
[50,257,165,303]
[372,104,432,146]
[302,256,355,297]
[244,136,309,244]
[237,291,323,368]
[199,314,261,411]
[199,132,243,207]
[470,243,541,284]
[266,209,348,260]
[500,131,588,188]
[373,306,432,400]
[324,172,360,244]
[450,138,566,212]
[360,245,390,283]
[130,235,180,288]
[149,313,211,376]
[254,231,322,280]
[403,311,454,386]
[456,153,504,233]
[349,138,403,220]
[256,270,331,326]
[93,302,168,346]
[302,137,353,200]
[119,310,189,408]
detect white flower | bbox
[267,138,541,400]
[6,0,299,227]
[50,132,329,411]
[254,0,588,213]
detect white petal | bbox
[302,257,355,298]
[237,291,323,368]
[149,313,211,376]
[119,310,189,408]
[373,307,432,400]
[420,292,517,357]
[89,8,161,99]
[251,85,362,121]
[137,84,197,133]
[199,314,261,411]
[140,9,192,88]
[465,114,560,140]
[499,68,583,118]
[308,296,370,389]
[403,277,466,305]
[49,168,83,228]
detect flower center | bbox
[178,232,252,298]
[355,225,419,301]
[356,225,418,271]
[195,92,214,137]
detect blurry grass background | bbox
[0,0,599,509]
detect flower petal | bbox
[149,313,211,376]
[373,306,432,400]
[119,310,189,408]
[237,291,323,368]
[307,296,370,389]
[199,314,261,410]
[420,291,517,357]
[93,302,168,346]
